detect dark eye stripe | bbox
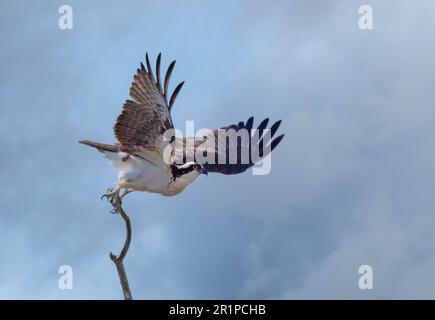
[171,163,196,179]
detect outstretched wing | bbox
[173,117,284,175]
[114,53,184,153]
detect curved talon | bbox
[101,188,114,201]
[110,204,122,214]
[101,193,110,201]
[101,187,122,212]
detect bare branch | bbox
[110,206,133,300]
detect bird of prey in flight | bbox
[80,53,284,209]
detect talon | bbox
[102,188,114,199]
[101,187,122,211]
[110,202,122,214]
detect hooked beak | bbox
[200,166,208,175]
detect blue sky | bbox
[1,0,435,299]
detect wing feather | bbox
[172,117,284,175]
[114,53,184,153]
[164,61,176,101]
[169,81,185,110]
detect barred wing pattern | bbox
[114,53,184,153]
[173,117,284,175]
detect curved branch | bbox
[109,206,133,300]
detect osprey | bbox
[79,53,284,208]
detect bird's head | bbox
[169,162,207,195]
[171,162,208,180]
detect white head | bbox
[168,162,207,195]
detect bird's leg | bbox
[101,186,122,213]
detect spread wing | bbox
[114,53,184,153]
[172,117,284,175]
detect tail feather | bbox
[79,140,118,153]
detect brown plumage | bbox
[114,53,184,153]
[78,140,118,153]
[80,52,285,182]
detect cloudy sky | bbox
[1,0,435,299]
